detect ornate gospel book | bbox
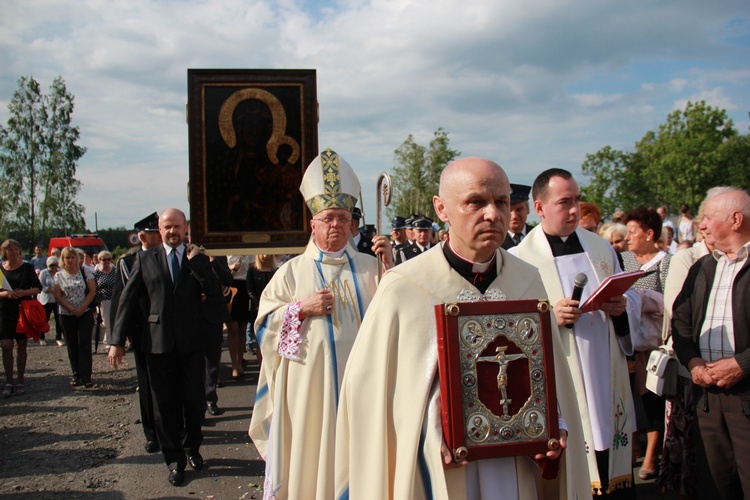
[435,299,560,464]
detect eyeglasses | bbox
[314,216,352,225]
[101,258,112,261]
[49,264,58,268]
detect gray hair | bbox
[46,256,59,267]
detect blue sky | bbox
[1,0,748,230]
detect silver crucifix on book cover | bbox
[435,299,560,462]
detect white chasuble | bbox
[515,226,636,495]
[248,240,378,500]
[335,244,591,500]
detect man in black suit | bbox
[109,212,162,454]
[501,183,533,250]
[109,208,221,487]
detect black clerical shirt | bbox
[442,242,497,294]
[544,231,630,337]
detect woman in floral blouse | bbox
[53,246,97,387]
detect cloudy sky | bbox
[1,0,748,231]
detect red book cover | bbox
[434,299,560,467]
[578,270,644,313]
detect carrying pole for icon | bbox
[376,171,392,281]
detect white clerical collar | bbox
[315,243,347,259]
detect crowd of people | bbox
[1,149,747,499]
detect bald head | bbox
[159,208,188,248]
[438,157,510,199]
[434,157,511,262]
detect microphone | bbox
[565,273,588,329]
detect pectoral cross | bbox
[476,346,527,416]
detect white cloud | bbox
[0,0,747,230]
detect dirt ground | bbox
[0,336,266,499]
[0,334,667,499]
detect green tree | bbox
[97,226,132,251]
[581,101,748,218]
[389,128,460,221]
[0,76,87,247]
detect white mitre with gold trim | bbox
[300,148,360,216]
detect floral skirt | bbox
[658,375,696,496]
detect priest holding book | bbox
[514,168,641,498]
[335,158,590,499]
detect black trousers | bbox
[204,322,223,404]
[697,388,750,499]
[134,349,157,444]
[61,312,94,384]
[44,302,64,341]
[146,350,205,470]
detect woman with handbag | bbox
[0,239,42,398]
[621,208,672,480]
[53,246,97,388]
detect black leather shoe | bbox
[145,440,160,453]
[188,453,204,470]
[207,403,223,416]
[168,469,184,486]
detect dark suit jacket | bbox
[501,224,533,250]
[110,249,149,351]
[395,241,425,265]
[205,256,233,325]
[111,245,221,354]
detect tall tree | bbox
[389,128,460,221]
[581,101,748,219]
[0,76,87,247]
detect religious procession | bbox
[1,61,747,499]
[2,139,748,499]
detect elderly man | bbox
[501,183,532,250]
[109,208,220,487]
[513,168,639,497]
[673,187,750,499]
[248,148,389,500]
[336,158,589,499]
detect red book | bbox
[578,270,644,313]
[434,299,561,473]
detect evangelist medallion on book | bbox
[435,299,559,462]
